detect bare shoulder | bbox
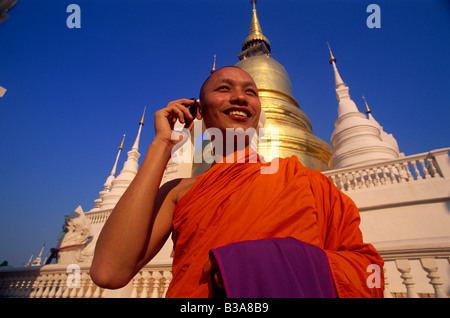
[174,175,201,203]
[158,175,201,205]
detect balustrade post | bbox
[140,270,150,298]
[28,278,40,298]
[342,172,349,190]
[419,159,430,179]
[420,258,447,298]
[15,276,27,298]
[367,168,375,187]
[55,274,65,298]
[151,271,162,298]
[387,166,396,184]
[76,272,87,298]
[403,162,413,181]
[373,167,381,186]
[425,158,438,178]
[12,276,23,298]
[162,271,172,298]
[25,275,36,298]
[130,272,141,298]
[411,161,420,180]
[359,170,366,189]
[47,274,58,298]
[62,273,71,298]
[84,277,94,298]
[395,259,420,298]
[429,149,450,178]
[69,281,78,298]
[93,283,102,298]
[34,275,46,298]
[378,166,387,185]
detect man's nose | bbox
[230,91,248,106]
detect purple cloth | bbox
[210,237,336,298]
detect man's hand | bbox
[154,98,201,147]
[202,255,224,290]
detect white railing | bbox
[1,246,448,298]
[0,263,172,298]
[323,148,450,192]
[129,265,173,298]
[85,210,111,225]
[375,238,450,298]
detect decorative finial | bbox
[110,134,126,177]
[211,54,216,74]
[119,134,125,150]
[140,106,146,125]
[327,42,336,64]
[362,95,371,114]
[239,0,271,55]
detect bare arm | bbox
[90,99,200,289]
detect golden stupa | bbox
[235,1,333,171]
[190,1,333,176]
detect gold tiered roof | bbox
[235,1,333,171]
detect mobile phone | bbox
[185,98,198,125]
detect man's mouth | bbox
[224,109,251,118]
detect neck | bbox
[210,137,259,165]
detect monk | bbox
[90,66,384,298]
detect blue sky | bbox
[0,0,448,267]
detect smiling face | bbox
[199,66,261,134]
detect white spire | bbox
[30,244,45,267]
[327,42,345,88]
[327,43,359,117]
[132,106,145,151]
[100,108,146,211]
[110,134,126,177]
[328,49,400,169]
[89,134,126,212]
[25,254,34,267]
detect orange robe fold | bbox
[166,153,384,298]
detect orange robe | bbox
[166,152,384,298]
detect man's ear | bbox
[197,100,203,119]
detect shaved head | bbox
[199,66,259,119]
[197,65,261,133]
[199,66,254,103]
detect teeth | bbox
[228,110,249,117]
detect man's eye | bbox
[246,89,257,95]
[217,86,230,91]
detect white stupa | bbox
[327,44,400,169]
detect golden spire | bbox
[362,95,371,114]
[327,43,345,89]
[140,106,146,125]
[132,107,146,151]
[241,0,271,53]
[119,134,125,150]
[327,42,336,64]
[211,54,216,74]
[110,134,125,177]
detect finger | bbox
[166,104,189,124]
[214,271,224,290]
[171,98,196,106]
[202,258,214,277]
[170,102,195,123]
